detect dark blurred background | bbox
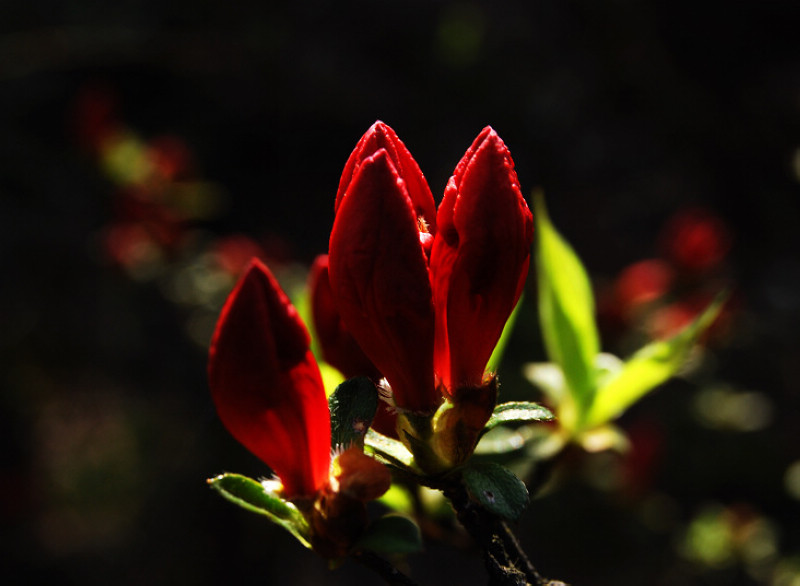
[2,1,800,584]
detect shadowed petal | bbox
[309,254,382,381]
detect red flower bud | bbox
[309,254,382,381]
[208,259,331,498]
[329,147,440,414]
[430,127,533,391]
[335,121,437,236]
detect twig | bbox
[444,483,566,586]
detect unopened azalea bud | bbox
[431,127,533,393]
[329,147,440,414]
[208,259,331,499]
[336,121,437,234]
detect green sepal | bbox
[329,377,379,449]
[586,292,728,428]
[483,401,555,435]
[534,191,600,415]
[365,429,415,469]
[462,462,530,521]
[207,473,311,548]
[355,514,423,554]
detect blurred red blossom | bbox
[600,206,735,343]
[659,207,732,274]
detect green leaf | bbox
[484,401,555,434]
[462,462,530,521]
[329,377,379,449]
[378,484,415,514]
[208,473,311,548]
[475,426,530,457]
[486,295,523,374]
[318,361,346,398]
[365,429,415,469]
[534,192,600,414]
[522,361,567,406]
[577,424,631,453]
[356,514,423,554]
[586,293,727,428]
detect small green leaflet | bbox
[208,473,311,548]
[365,429,415,469]
[463,461,530,521]
[586,292,728,428]
[534,191,600,413]
[483,401,555,435]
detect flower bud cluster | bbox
[208,122,533,556]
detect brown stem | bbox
[444,483,566,586]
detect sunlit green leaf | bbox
[577,424,630,453]
[486,295,523,374]
[475,426,529,456]
[522,361,566,406]
[356,514,423,554]
[378,484,415,514]
[463,462,529,521]
[319,361,346,398]
[483,401,555,434]
[586,293,727,428]
[329,377,379,449]
[534,191,599,414]
[365,429,415,469]
[208,473,311,548]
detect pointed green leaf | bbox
[484,401,555,434]
[329,377,379,449]
[486,295,523,374]
[208,473,311,548]
[534,192,600,413]
[356,514,423,554]
[365,429,415,469]
[463,462,529,521]
[522,361,567,406]
[586,293,727,427]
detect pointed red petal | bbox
[208,259,331,498]
[329,150,439,413]
[431,128,533,390]
[336,121,437,235]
